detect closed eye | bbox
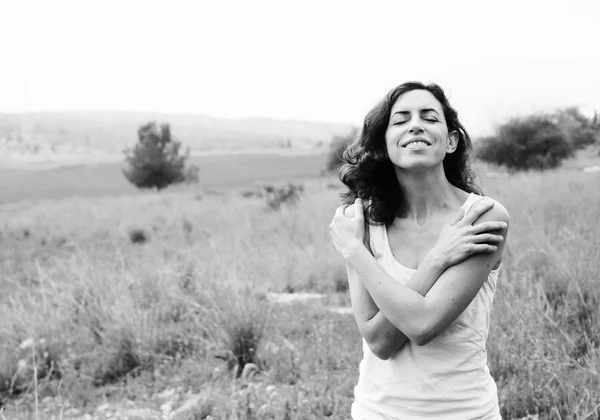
[392,116,438,125]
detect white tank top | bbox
[352,193,503,420]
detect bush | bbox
[554,107,599,149]
[123,122,199,191]
[477,114,574,171]
[128,228,149,244]
[326,127,358,173]
[263,183,304,210]
[211,292,271,377]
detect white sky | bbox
[1,0,599,135]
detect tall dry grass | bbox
[0,160,599,418]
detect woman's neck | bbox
[394,166,461,224]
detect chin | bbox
[391,156,442,171]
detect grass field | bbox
[0,151,329,204]
[1,152,600,419]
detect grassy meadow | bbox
[0,151,329,204]
[1,152,600,419]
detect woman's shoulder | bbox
[336,202,374,252]
[472,194,510,224]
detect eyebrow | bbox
[392,108,440,116]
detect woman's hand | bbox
[431,198,507,268]
[329,198,365,259]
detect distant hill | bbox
[0,111,355,161]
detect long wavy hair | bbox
[339,81,482,227]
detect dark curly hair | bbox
[339,81,482,227]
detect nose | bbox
[408,118,424,134]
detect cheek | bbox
[383,132,395,154]
[384,138,394,154]
[436,127,450,143]
[384,128,402,149]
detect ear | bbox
[446,130,459,154]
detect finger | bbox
[330,231,342,247]
[470,244,498,253]
[344,204,355,218]
[334,206,345,219]
[470,233,504,244]
[471,221,508,234]
[448,206,466,226]
[354,198,365,223]
[461,197,495,225]
[329,230,337,242]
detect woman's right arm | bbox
[344,204,448,360]
[347,257,445,360]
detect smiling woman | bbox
[329,81,509,419]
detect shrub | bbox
[122,122,199,191]
[264,183,304,210]
[212,292,271,377]
[93,336,143,386]
[128,228,148,244]
[326,127,358,173]
[477,114,574,170]
[554,107,599,149]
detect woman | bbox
[329,82,509,419]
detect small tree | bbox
[123,122,199,191]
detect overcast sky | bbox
[1,0,599,136]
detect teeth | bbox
[406,141,428,149]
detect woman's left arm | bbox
[339,201,509,346]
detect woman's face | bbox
[384,89,458,171]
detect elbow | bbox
[372,348,393,361]
[412,333,434,347]
[367,341,393,361]
[410,323,437,347]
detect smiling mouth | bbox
[401,139,432,149]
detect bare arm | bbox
[343,202,509,346]
[344,204,443,359]
[345,203,443,359]
[342,206,399,359]
[346,255,445,359]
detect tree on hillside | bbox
[123,122,199,191]
[476,114,574,171]
[476,106,600,170]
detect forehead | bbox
[391,89,443,113]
